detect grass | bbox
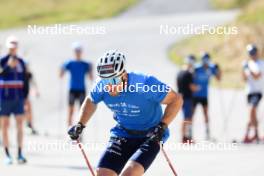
[210,0,250,9]
[169,0,264,89]
[238,0,264,23]
[0,0,138,29]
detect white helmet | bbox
[72,42,82,51]
[97,50,126,78]
[6,35,18,49]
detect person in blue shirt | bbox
[68,50,183,176]
[60,42,93,126]
[193,52,221,140]
[177,55,198,143]
[0,36,27,164]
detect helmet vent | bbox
[120,62,124,71]
[115,64,118,71]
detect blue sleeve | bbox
[90,82,104,104]
[62,61,70,71]
[86,62,91,73]
[211,64,218,76]
[144,76,170,103]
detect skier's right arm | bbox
[68,97,97,140]
[78,97,97,125]
[68,82,103,140]
[60,61,70,78]
[0,57,17,76]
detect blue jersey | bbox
[0,55,26,101]
[90,72,170,139]
[62,59,91,91]
[193,64,218,98]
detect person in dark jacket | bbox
[0,36,27,164]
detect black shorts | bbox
[97,136,160,174]
[193,97,208,107]
[68,90,86,106]
[247,93,262,107]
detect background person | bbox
[177,55,198,143]
[60,42,94,127]
[192,52,221,140]
[242,44,264,143]
[68,50,183,176]
[23,62,40,135]
[0,36,27,164]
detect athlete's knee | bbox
[121,169,143,176]
[121,161,144,176]
[2,118,10,129]
[96,168,117,176]
[15,117,24,130]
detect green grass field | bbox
[169,0,264,89]
[0,0,138,29]
[210,0,250,9]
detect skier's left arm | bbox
[86,63,94,81]
[213,64,221,81]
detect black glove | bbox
[148,122,168,143]
[214,63,220,72]
[68,122,85,140]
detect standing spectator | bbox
[24,63,40,135]
[0,36,27,164]
[242,44,264,143]
[192,52,221,140]
[177,55,198,143]
[60,42,93,127]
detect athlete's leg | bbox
[25,99,32,126]
[128,139,160,175]
[1,117,10,154]
[96,168,118,176]
[15,114,27,163]
[97,137,138,175]
[244,94,252,140]
[68,105,74,126]
[181,99,193,143]
[245,94,261,141]
[121,161,144,176]
[182,120,192,142]
[202,104,210,139]
[79,91,86,107]
[1,116,13,164]
[250,106,257,131]
[15,115,24,150]
[68,91,75,126]
[24,99,36,133]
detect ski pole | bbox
[161,145,178,176]
[76,139,95,176]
